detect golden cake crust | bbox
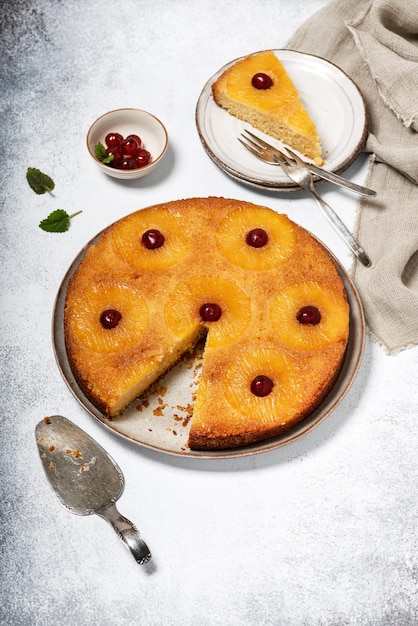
[212,50,323,165]
[64,197,349,450]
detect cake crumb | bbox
[43,416,51,425]
[153,403,167,417]
[152,385,167,398]
[136,399,150,412]
[73,449,83,458]
[48,445,54,452]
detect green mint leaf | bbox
[26,167,55,194]
[39,209,82,233]
[94,142,114,164]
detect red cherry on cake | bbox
[251,73,273,90]
[297,305,321,325]
[141,229,165,249]
[199,302,222,322]
[246,228,269,248]
[250,375,274,397]
[100,309,122,329]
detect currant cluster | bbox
[105,132,151,170]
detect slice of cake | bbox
[64,198,349,450]
[212,50,323,165]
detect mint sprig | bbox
[26,167,55,194]
[94,142,114,164]
[39,209,82,233]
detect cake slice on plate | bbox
[212,50,323,165]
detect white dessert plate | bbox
[52,221,365,460]
[195,49,368,191]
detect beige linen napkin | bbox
[286,0,418,353]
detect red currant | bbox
[251,73,273,90]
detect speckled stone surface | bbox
[1,1,418,624]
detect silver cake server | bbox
[35,415,152,566]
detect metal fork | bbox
[239,130,376,197]
[239,130,371,267]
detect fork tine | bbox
[239,134,263,153]
[238,137,263,157]
[282,147,305,164]
[242,129,271,150]
[243,130,292,167]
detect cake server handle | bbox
[96,502,152,565]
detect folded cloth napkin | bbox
[286,0,418,353]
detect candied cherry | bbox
[119,157,137,170]
[125,134,142,149]
[100,309,122,329]
[105,132,123,149]
[141,229,165,249]
[246,228,269,248]
[106,146,123,160]
[135,149,151,168]
[102,131,151,170]
[297,305,321,326]
[251,73,273,90]
[199,302,222,322]
[123,137,141,156]
[250,375,274,397]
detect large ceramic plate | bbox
[52,222,365,459]
[196,49,368,191]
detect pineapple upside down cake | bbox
[64,197,349,450]
[212,50,324,165]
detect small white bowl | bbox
[86,108,168,179]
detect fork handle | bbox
[306,163,376,197]
[310,188,371,267]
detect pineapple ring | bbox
[111,208,191,271]
[68,283,149,353]
[269,281,349,350]
[223,345,304,420]
[165,276,252,348]
[215,206,297,270]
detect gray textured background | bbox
[1,1,418,624]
